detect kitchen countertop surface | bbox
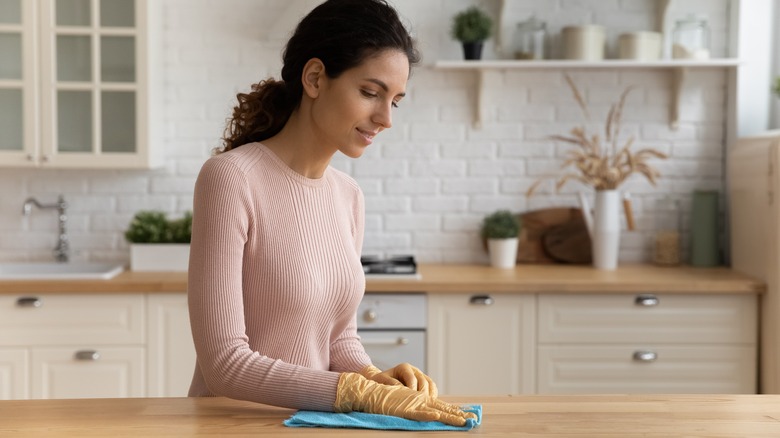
[0,263,764,295]
[2,395,779,437]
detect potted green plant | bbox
[451,6,493,60]
[125,210,192,272]
[773,76,780,98]
[480,210,522,269]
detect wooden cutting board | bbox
[517,207,592,264]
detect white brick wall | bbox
[0,0,732,265]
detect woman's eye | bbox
[361,90,377,98]
[392,101,399,109]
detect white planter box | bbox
[130,244,190,272]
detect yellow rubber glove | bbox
[335,372,476,426]
[359,363,438,398]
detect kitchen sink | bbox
[0,262,125,280]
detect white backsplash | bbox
[0,0,731,265]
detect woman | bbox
[187,0,475,427]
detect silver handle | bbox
[363,309,378,323]
[469,295,494,306]
[362,337,409,346]
[74,350,100,361]
[635,294,659,307]
[16,297,43,308]
[632,351,658,362]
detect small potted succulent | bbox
[451,6,493,60]
[480,210,522,269]
[125,210,192,272]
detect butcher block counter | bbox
[0,263,765,295]
[2,395,779,437]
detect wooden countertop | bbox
[0,264,764,295]
[1,395,779,437]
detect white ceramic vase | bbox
[487,238,519,269]
[591,190,621,270]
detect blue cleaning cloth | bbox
[284,404,481,431]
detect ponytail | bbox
[219,79,295,153]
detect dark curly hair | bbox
[219,0,420,153]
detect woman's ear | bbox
[301,58,326,99]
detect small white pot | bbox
[130,243,190,272]
[487,238,519,269]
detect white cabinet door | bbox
[146,294,196,397]
[0,0,38,166]
[0,0,161,169]
[0,349,29,400]
[31,347,145,399]
[428,294,535,395]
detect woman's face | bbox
[311,49,410,158]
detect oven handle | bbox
[361,337,410,346]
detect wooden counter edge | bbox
[0,263,766,295]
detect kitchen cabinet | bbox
[0,293,146,399]
[0,349,28,399]
[427,294,536,395]
[536,294,758,394]
[0,0,162,168]
[146,294,196,397]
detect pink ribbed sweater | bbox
[187,142,371,411]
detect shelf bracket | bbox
[475,69,486,129]
[670,67,687,131]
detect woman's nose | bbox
[373,102,393,129]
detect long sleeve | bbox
[187,143,367,411]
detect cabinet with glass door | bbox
[0,0,161,168]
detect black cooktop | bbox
[361,255,417,275]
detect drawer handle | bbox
[16,297,43,308]
[469,295,494,306]
[635,294,659,307]
[363,309,378,323]
[361,337,409,346]
[74,350,100,361]
[632,351,658,362]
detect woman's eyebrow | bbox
[364,78,406,97]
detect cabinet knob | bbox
[74,350,100,361]
[632,350,658,362]
[363,309,377,322]
[16,296,43,308]
[469,295,494,306]
[634,294,659,307]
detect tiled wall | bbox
[0,0,732,265]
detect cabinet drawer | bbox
[537,345,757,394]
[0,348,29,400]
[0,294,145,346]
[31,346,145,399]
[538,294,757,344]
[358,294,426,329]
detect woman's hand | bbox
[360,363,438,398]
[335,372,475,427]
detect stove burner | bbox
[361,255,417,275]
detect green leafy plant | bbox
[480,210,521,239]
[774,76,780,98]
[125,210,192,244]
[451,6,493,43]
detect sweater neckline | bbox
[253,143,328,188]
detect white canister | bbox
[561,25,605,61]
[618,31,661,61]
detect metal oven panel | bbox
[357,293,426,329]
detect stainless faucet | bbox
[22,195,69,263]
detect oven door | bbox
[359,330,426,372]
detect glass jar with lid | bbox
[672,14,710,60]
[513,16,547,60]
[653,197,682,266]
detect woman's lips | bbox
[356,128,377,145]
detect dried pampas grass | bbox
[527,74,668,196]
